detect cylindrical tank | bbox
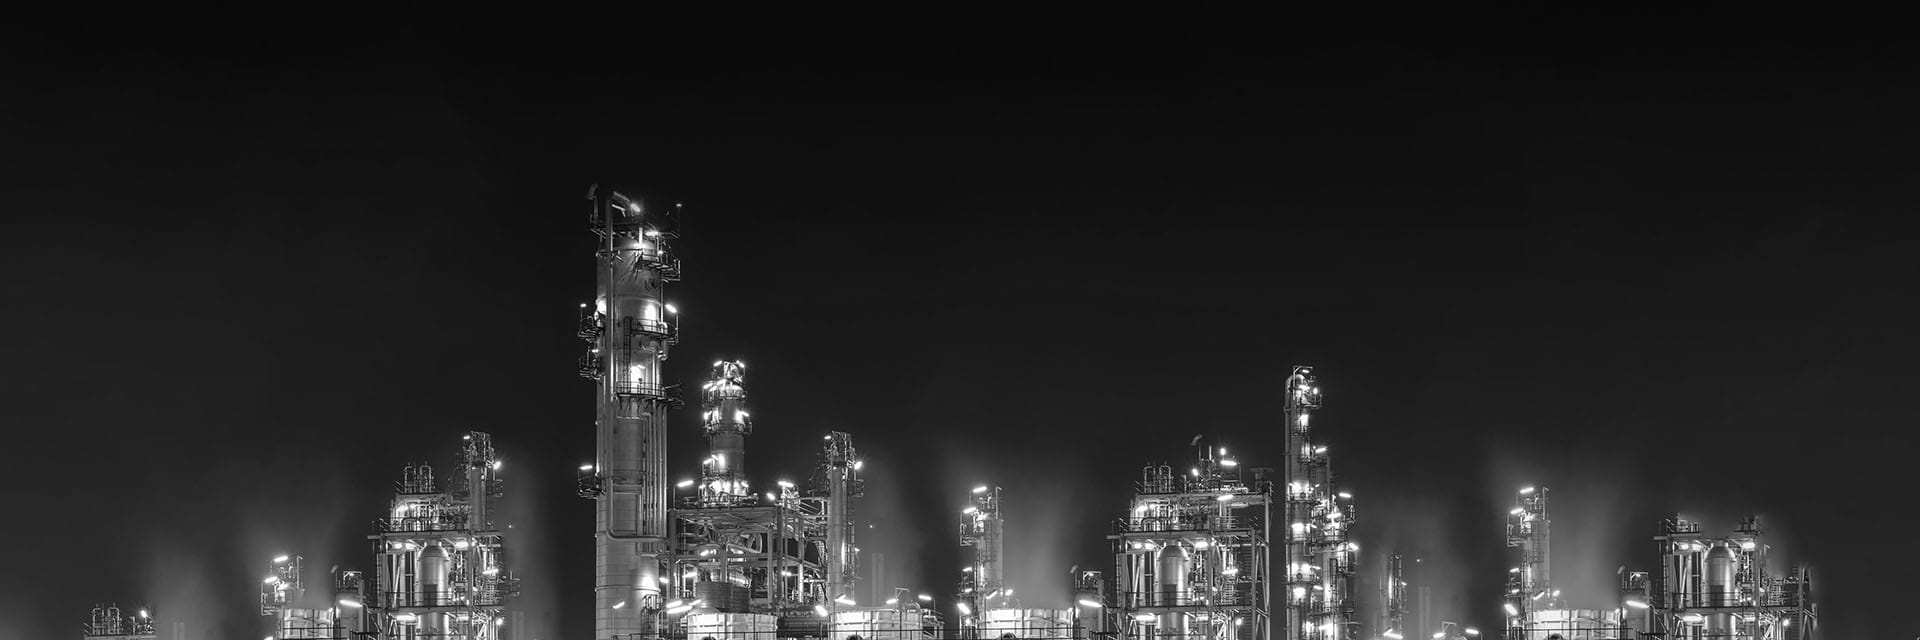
[1157,545,1190,637]
[687,612,778,640]
[421,545,447,606]
[833,608,911,640]
[1706,545,1735,637]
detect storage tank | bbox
[686,612,777,640]
[1156,545,1190,636]
[1705,545,1735,637]
[980,608,1072,640]
[832,608,913,640]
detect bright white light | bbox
[1532,592,1545,601]
[666,605,692,615]
[767,492,777,501]
[454,539,471,550]
[1681,614,1703,623]
[1338,492,1352,499]
[613,601,626,609]
[483,567,500,576]
[139,610,149,619]
[1741,541,1757,551]
[677,479,695,488]
[272,555,290,563]
[1433,632,1446,639]
[1519,487,1535,494]
[1220,459,1238,467]
[1078,599,1103,608]
[853,460,864,470]
[963,506,978,514]
[1384,632,1403,640]
[1551,589,1561,598]
[956,603,973,616]
[665,303,678,314]
[1217,493,1235,501]
[1464,629,1480,637]
[836,596,855,606]
[886,597,899,605]
[917,594,932,602]
[1781,619,1791,629]
[581,464,596,472]
[815,604,829,616]
[338,599,362,608]
[778,480,795,488]
[972,485,990,493]
[494,618,505,627]
[264,576,279,584]
[1504,603,1519,616]
[1133,614,1154,622]
[491,460,502,471]
[1191,467,1200,477]
[396,613,418,622]
[1624,599,1648,609]
[1510,508,1525,515]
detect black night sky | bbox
[5,13,1917,640]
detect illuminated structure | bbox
[1493,486,1818,640]
[84,604,157,640]
[957,484,1008,633]
[259,555,371,640]
[253,433,513,640]
[1280,366,1357,640]
[1375,556,1405,640]
[1636,516,1815,640]
[953,486,1074,640]
[1501,486,1578,639]
[1107,436,1274,640]
[665,388,874,640]
[576,187,684,639]
[365,431,515,639]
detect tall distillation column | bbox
[699,360,753,505]
[818,431,863,608]
[1283,366,1355,640]
[957,485,1007,635]
[578,188,684,639]
[1502,486,1560,640]
[1379,555,1405,640]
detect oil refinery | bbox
[79,188,1821,640]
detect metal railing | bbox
[377,513,471,533]
[1114,515,1259,534]
[628,317,678,340]
[614,381,683,403]
[1111,589,1264,609]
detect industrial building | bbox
[82,186,1822,640]
[1495,486,1817,640]
[249,430,516,640]
[83,604,162,640]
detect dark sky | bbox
[4,12,1917,640]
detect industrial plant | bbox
[82,188,1820,640]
